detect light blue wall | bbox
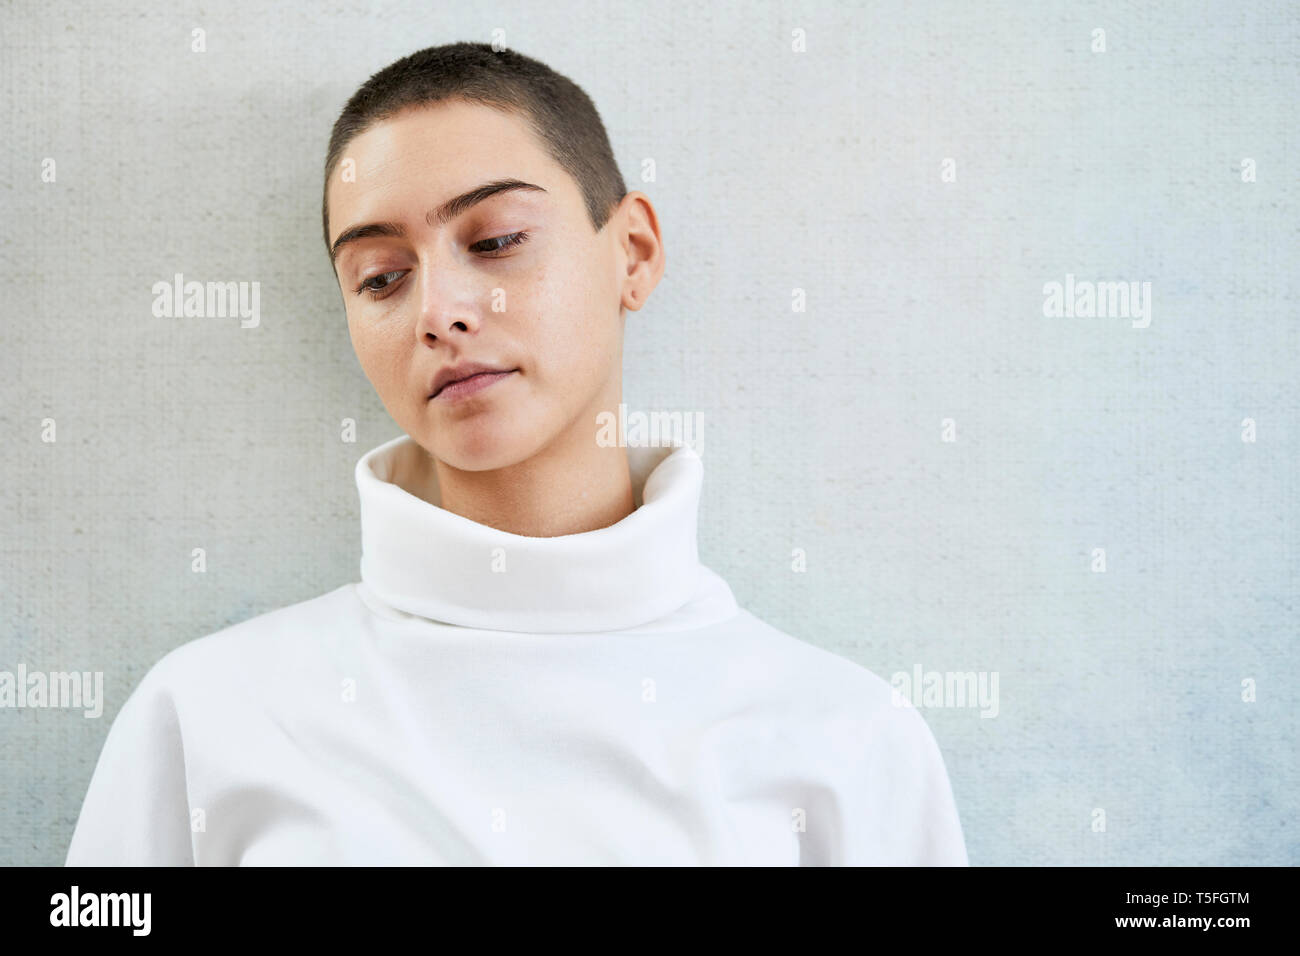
[2,0,1295,865]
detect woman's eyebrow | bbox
[330,178,547,263]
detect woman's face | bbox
[326,100,641,471]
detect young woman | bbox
[66,42,968,866]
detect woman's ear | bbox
[617,191,664,312]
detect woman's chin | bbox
[425,421,547,473]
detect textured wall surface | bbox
[1,0,1296,866]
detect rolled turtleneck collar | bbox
[353,434,737,634]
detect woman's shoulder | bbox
[139,583,365,696]
[714,608,947,740]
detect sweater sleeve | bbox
[841,701,970,866]
[65,659,195,866]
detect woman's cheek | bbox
[353,331,402,411]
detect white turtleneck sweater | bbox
[65,435,969,866]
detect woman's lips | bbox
[431,369,518,403]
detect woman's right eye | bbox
[355,270,407,297]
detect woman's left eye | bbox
[471,231,530,255]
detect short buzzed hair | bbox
[322,42,627,255]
